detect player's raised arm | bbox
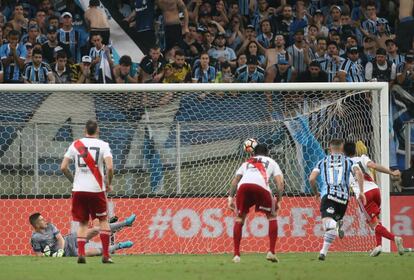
[366,160,400,176]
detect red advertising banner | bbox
[0,196,413,255]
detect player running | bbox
[228,144,284,263]
[343,141,405,256]
[61,120,114,264]
[309,139,365,261]
[29,212,135,257]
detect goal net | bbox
[0,83,389,255]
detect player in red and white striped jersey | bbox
[61,120,114,264]
[228,144,284,263]
[343,142,405,256]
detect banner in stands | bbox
[0,196,413,255]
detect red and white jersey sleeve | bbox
[64,137,112,192]
[350,155,378,196]
[236,156,282,193]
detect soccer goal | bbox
[0,82,389,255]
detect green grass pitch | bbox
[0,253,412,280]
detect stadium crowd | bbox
[0,0,411,86]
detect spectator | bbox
[206,20,225,39]
[42,25,72,64]
[375,21,395,50]
[208,32,237,68]
[0,30,26,83]
[320,41,345,82]
[308,9,328,38]
[23,48,54,84]
[9,4,28,34]
[39,0,54,17]
[181,25,202,63]
[192,52,215,83]
[304,24,318,48]
[250,0,272,32]
[113,55,138,83]
[51,51,72,83]
[396,50,414,90]
[84,0,111,45]
[365,48,396,84]
[212,0,229,27]
[398,156,414,192]
[71,55,93,83]
[265,53,295,83]
[158,0,189,51]
[297,60,328,82]
[163,49,191,83]
[89,33,113,83]
[327,5,342,31]
[34,9,47,34]
[271,4,306,45]
[215,61,234,83]
[226,15,244,51]
[238,41,266,68]
[201,29,214,52]
[236,55,264,83]
[360,36,377,66]
[309,37,327,61]
[342,35,359,57]
[138,45,166,83]
[47,15,60,30]
[328,30,344,55]
[361,2,391,37]
[287,29,308,73]
[235,53,247,78]
[265,34,288,69]
[227,2,241,22]
[256,19,274,49]
[339,11,363,45]
[20,24,47,46]
[338,46,365,82]
[396,0,414,53]
[58,12,87,63]
[24,42,33,64]
[386,39,405,66]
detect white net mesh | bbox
[0,85,384,255]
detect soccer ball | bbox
[243,138,258,153]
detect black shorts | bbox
[396,17,414,53]
[164,24,183,51]
[320,195,348,221]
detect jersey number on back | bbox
[77,147,100,167]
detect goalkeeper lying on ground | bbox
[29,212,135,257]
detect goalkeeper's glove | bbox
[52,249,64,257]
[43,245,51,257]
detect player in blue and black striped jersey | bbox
[309,139,365,261]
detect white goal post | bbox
[0,82,390,254]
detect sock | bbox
[99,230,111,258]
[375,223,395,246]
[268,219,278,254]
[320,229,336,255]
[233,221,243,257]
[77,237,87,257]
[109,221,126,232]
[109,244,119,254]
